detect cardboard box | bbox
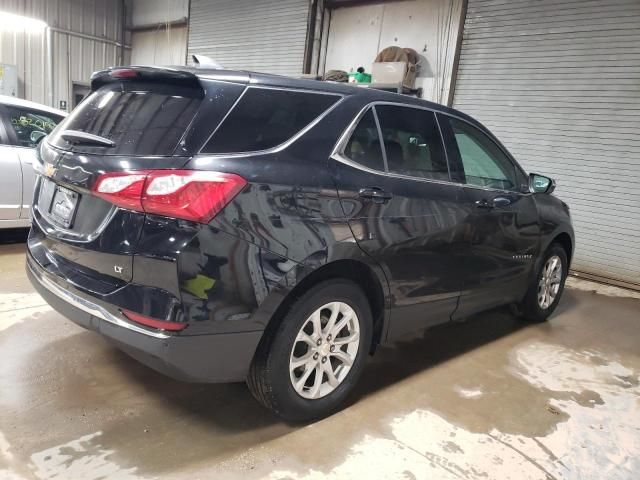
[372,61,416,89]
[372,62,407,84]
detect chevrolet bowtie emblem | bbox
[44,163,57,177]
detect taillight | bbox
[122,309,186,331]
[92,170,246,223]
[143,171,246,223]
[93,171,149,211]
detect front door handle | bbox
[492,196,511,208]
[359,187,393,204]
[475,197,512,209]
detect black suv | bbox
[27,66,574,421]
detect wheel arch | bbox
[261,259,389,355]
[551,232,573,268]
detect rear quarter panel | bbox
[177,95,391,336]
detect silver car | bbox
[0,95,66,228]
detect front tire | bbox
[247,280,372,422]
[515,243,568,322]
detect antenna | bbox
[191,55,224,69]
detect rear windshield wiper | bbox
[60,130,115,148]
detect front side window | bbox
[375,105,449,181]
[448,117,518,191]
[5,106,63,148]
[203,88,340,154]
[343,109,385,171]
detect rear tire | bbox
[247,280,372,422]
[515,243,568,322]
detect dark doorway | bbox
[72,83,91,109]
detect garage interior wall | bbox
[324,0,463,104]
[187,0,310,76]
[0,0,129,109]
[129,0,188,66]
[453,0,640,289]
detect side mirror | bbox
[529,173,555,194]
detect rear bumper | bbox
[27,253,263,383]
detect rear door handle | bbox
[359,187,393,204]
[475,199,492,209]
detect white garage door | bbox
[453,0,640,289]
[187,0,309,76]
[324,0,463,104]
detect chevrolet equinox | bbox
[27,66,574,421]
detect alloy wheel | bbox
[289,302,360,399]
[538,255,563,309]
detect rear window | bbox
[49,82,203,156]
[202,87,340,154]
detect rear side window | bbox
[5,106,64,148]
[49,82,203,156]
[203,88,340,154]
[344,109,385,171]
[375,105,449,181]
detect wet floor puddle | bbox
[263,342,640,480]
[1,293,638,479]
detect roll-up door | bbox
[453,0,640,289]
[187,0,309,76]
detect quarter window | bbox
[448,117,518,191]
[203,88,340,154]
[375,105,449,181]
[344,109,385,171]
[5,106,64,148]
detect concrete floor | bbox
[1,230,639,480]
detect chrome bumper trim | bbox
[29,261,170,339]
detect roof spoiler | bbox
[90,66,201,91]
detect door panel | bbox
[0,145,22,220]
[438,113,541,318]
[17,148,37,218]
[455,187,540,318]
[335,160,470,338]
[0,104,65,222]
[0,110,21,221]
[333,106,470,340]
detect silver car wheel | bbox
[289,301,360,400]
[538,255,563,309]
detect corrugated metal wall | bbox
[129,0,187,66]
[0,0,128,108]
[453,0,640,289]
[131,26,187,66]
[131,0,188,26]
[187,0,309,76]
